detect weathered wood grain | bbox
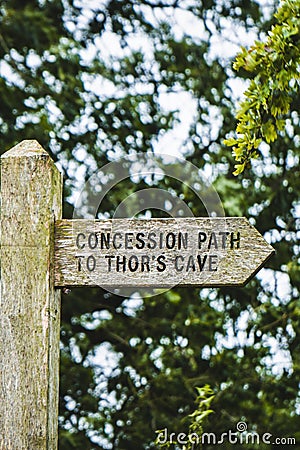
[0,141,62,450]
[55,217,275,288]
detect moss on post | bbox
[0,140,62,450]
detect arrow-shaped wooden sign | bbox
[55,217,274,288]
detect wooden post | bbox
[0,141,62,450]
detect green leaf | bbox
[233,163,246,176]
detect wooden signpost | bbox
[0,141,275,450]
[55,217,274,288]
[0,141,62,450]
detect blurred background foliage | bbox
[0,0,299,449]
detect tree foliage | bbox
[155,385,215,449]
[1,1,300,449]
[225,0,300,174]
